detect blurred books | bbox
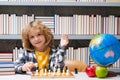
[0,61,15,75]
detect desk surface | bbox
[0,72,120,80]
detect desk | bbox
[0,72,120,80]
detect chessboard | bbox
[31,67,74,78]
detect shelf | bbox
[55,34,94,40]
[0,34,120,40]
[0,2,120,7]
[0,34,93,40]
[0,35,21,40]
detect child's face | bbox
[28,28,46,51]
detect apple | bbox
[85,65,96,77]
[95,66,108,78]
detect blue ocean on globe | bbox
[89,34,120,66]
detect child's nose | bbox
[35,36,39,40]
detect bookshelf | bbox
[0,1,120,72]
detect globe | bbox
[89,34,120,66]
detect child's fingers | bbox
[27,62,34,69]
[22,62,33,71]
[22,64,30,71]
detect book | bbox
[0,71,15,75]
[0,62,14,68]
[0,67,15,72]
[0,58,12,62]
[0,52,13,58]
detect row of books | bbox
[0,14,120,35]
[54,14,120,35]
[66,47,89,64]
[0,14,54,34]
[1,0,120,2]
[0,14,34,34]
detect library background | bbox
[0,0,120,79]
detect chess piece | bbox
[66,68,70,76]
[34,63,38,67]
[62,69,65,76]
[35,70,39,76]
[74,68,78,74]
[65,66,68,72]
[48,69,51,75]
[34,63,38,72]
[57,68,61,76]
[52,67,56,76]
[44,68,47,76]
[39,69,44,76]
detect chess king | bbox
[14,20,69,74]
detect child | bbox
[14,20,69,74]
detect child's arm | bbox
[14,50,35,74]
[50,34,69,69]
[14,51,27,74]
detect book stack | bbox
[0,52,13,62]
[0,62,15,75]
[0,52,15,75]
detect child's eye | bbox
[37,33,42,36]
[30,36,34,39]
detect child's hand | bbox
[60,34,69,47]
[22,62,34,72]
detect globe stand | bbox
[107,71,117,77]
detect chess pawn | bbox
[35,70,39,76]
[57,68,61,76]
[66,69,70,76]
[39,69,44,76]
[44,68,47,76]
[53,67,56,72]
[52,67,56,76]
[48,70,51,75]
[62,69,65,76]
[34,63,38,67]
[33,63,38,72]
[74,68,78,74]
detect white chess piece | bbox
[57,68,61,76]
[35,70,39,76]
[52,67,56,76]
[66,69,70,76]
[62,69,65,76]
[44,68,47,76]
[48,70,51,75]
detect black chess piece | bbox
[65,66,68,72]
[74,68,78,74]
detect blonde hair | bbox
[22,20,54,51]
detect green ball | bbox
[95,66,108,78]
